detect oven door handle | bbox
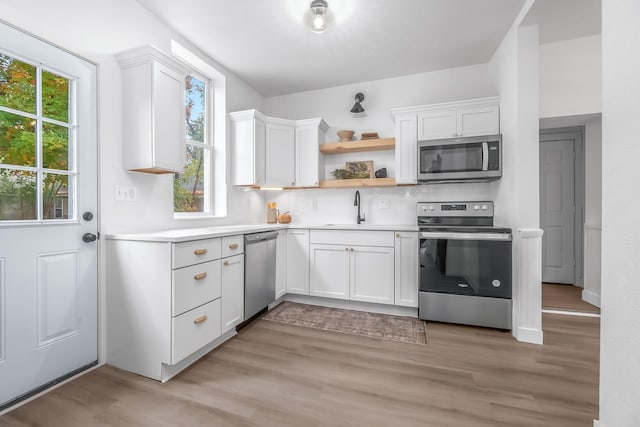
[419,231,512,241]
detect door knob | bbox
[82,233,98,243]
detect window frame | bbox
[0,49,78,225]
[173,69,214,219]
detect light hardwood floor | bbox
[543,283,600,313]
[0,313,599,426]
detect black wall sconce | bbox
[350,92,365,113]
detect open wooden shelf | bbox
[319,178,396,188]
[319,137,395,154]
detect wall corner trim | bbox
[582,290,601,308]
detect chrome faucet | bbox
[353,190,365,224]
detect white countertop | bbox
[106,223,418,243]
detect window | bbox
[0,52,75,222]
[173,73,211,215]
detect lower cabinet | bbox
[309,230,396,305]
[221,254,245,334]
[275,229,287,299]
[309,244,350,299]
[394,232,419,307]
[286,229,310,295]
[172,299,221,364]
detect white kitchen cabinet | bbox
[230,109,266,185]
[265,118,296,186]
[393,113,418,184]
[107,233,246,382]
[309,244,350,299]
[117,46,187,174]
[350,246,395,304]
[221,254,244,334]
[394,232,419,308]
[417,110,457,141]
[286,229,310,295]
[308,230,395,305]
[275,229,287,299]
[417,101,499,140]
[295,118,329,187]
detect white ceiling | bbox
[522,0,601,44]
[137,0,525,97]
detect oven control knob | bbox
[482,204,488,210]
[474,204,480,210]
[492,280,501,288]
[421,206,428,211]
[429,205,435,211]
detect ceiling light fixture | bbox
[350,92,365,113]
[308,0,330,33]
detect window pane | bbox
[174,145,205,213]
[42,173,70,220]
[185,75,205,143]
[42,70,69,123]
[43,122,69,170]
[0,53,36,114]
[0,168,36,220]
[0,110,36,167]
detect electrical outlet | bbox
[374,199,390,209]
[115,185,137,201]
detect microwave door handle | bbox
[482,142,489,171]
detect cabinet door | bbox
[350,246,395,304]
[394,113,417,184]
[221,254,244,334]
[230,114,266,185]
[254,117,266,185]
[275,230,287,299]
[417,110,456,140]
[152,62,186,172]
[265,122,295,186]
[286,230,309,295]
[394,232,419,308]
[310,244,350,300]
[457,105,499,137]
[295,125,320,187]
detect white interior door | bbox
[0,23,97,408]
[540,139,575,284]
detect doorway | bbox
[0,23,98,408]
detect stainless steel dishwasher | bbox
[244,231,278,320]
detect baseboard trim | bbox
[593,419,600,427]
[582,290,601,308]
[542,309,600,318]
[516,326,543,344]
[283,294,418,318]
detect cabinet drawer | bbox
[173,238,221,269]
[309,230,394,247]
[221,235,244,258]
[172,260,221,316]
[172,299,221,364]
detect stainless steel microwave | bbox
[417,135,502,183]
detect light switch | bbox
[115,185,137,201]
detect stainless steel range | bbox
[417,201,512,329]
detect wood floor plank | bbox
[543,283,600,313]
[0,313,599,426]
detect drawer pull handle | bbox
[194,315,208,324]
[224,260,241,266]
[228,243,239,250]
[194,272,207,280]
[194,249,208,255]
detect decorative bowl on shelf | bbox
[336,130,355,142]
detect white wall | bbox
[263,64,499,224]
[583,117,602,307]
[539,35,602,118]
[600,1,640,425]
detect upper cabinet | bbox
[417,99,499,140]
[229,110,266,186]
[117,46,187,174]
[392,97,500,184]
[230,109,327,187]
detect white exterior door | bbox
[540,139,575,283]
[0,24,97,407]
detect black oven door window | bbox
[419,142,484,174]
[419,238,512,298]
